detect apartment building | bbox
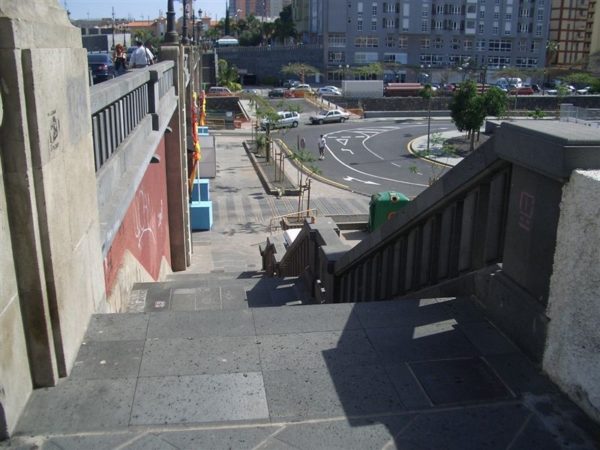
[294,0,551,82]
[550,0,591,67]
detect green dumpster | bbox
[368,191,410,231]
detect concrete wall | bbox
[544,170,600,423]
[0,0,106,435]
[216,46,324,84]
[0,145,32,439]
[103,138,172,312]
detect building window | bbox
[421,38,431,49]
[358,19,363,31]
[403,18,409,30]
[354,51,378,63]
[479,8,485,18]
[358,2,363,13]
[488,39,512,52]
[386,34,396,47]
[537,9,544,20]
[371,19,377,30]
[328,51,345,63]
[515,57,538,67]
[399,36,408,49]
[519,40,527,52]
[329,33,347,47]
[451,38,460,50]
[505,13,512,20]
[476,39,486,51]
[464,39,473,50]
[422,19,429,31]
[372,2,377,16]
[487,56,511,66]
[535,23,542,36]
[493,25,499,35]
[478,23,485,33]
[531,41,539,52]
[355,36,379,47]
[434,37,444,49]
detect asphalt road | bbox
[273,113,456,197]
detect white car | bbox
[260,111,300,130]
[309,109,350,125]
[576,86,591,95]
[317,86,342,96]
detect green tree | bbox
[281,63,320,83]
[449,80,486,152]
[483,86,508,118]
[217,59,242,91]
[272,5,297,44]
[352,62,384,80]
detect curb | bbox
[275,139,370,197]
[406,137,456,168]
[242,141,300,196]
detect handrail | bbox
[269,209,318,233]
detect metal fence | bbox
[560,103,600,128]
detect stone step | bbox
[127,275,313,313]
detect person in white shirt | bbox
[130,40,153,68]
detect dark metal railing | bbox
[268,137,512,303]
[89,61,175,172]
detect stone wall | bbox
[544,170,600,423]
[216,46,324,85]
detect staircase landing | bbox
[10,296,598,449]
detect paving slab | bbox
[408,357,513,405]
[366,322,480,363]
[139,336,261,377]
[273,415,414,450]
[146,309,256,339]
[252,302,360,335]
[15,378,136,434]
[262,365,406,421]
[257,330,378,371]
[157,426,281,450]
[70,340,144,380]
[85,313,149,341]
[130,372,270,426]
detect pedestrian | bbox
[113,43,127,75]
[318,134,326,160]
[130,40,151,68]
[144,40,157,64]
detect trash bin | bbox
[368,191,410,231]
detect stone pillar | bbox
[0,0,105,398]
[160,45,191,270]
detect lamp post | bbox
[165,0,178,44]
[181,0,189,44]
[338,64,349,81]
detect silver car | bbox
[309,109,350,125]
[260,111,300,130]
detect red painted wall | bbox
[103,138,171,294]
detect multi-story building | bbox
[550,0,591,67]
[231,0,289,19]
[587,0,600,70]
[294,0,551,82]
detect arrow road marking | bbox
[341,148,354,154]
[343,176,380,185]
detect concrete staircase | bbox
[127,271,314,313]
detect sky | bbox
[62,0,226,21]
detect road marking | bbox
[391,162,403,168]
[336,138,349,145]
[343,176,380,185]
[341,148,354,154]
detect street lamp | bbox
[181,0,189,44]
[165,0,178,44]
[338,64,349,80]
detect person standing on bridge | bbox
[318,135,326,160]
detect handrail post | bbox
[148,68,160,130]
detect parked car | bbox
[207,86,233,96]
[283,79,300,89]
[317,86,342,96]
[309,109,350,125]
[87,53,116,84]
[576,86,591,95]
[288,84,314,97]
[260,111,300,130]
[509,86,534,95]
[268,88,286,98]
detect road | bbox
[270,108,455,197]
